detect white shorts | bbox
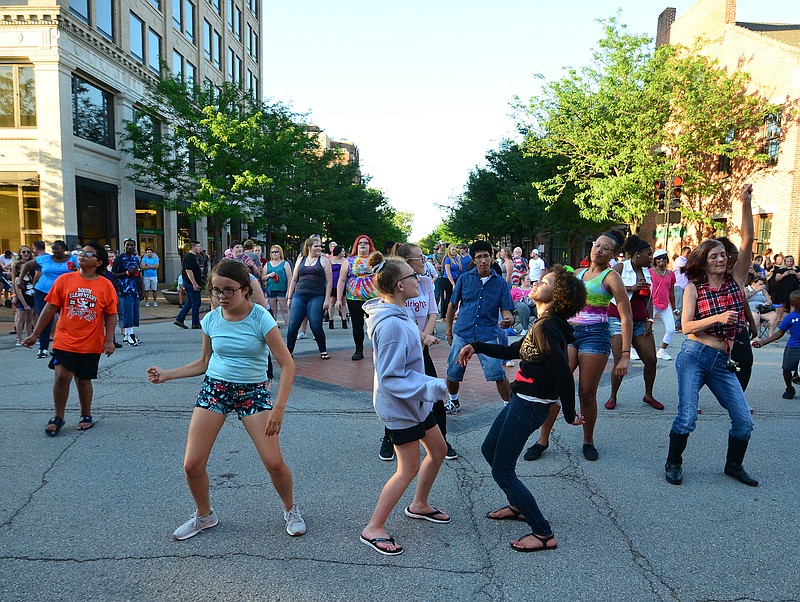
[143,276,158,291]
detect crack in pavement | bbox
[0,435,82,529]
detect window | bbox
[234,7,242,39]
[186,61,196,84]
[76,177,119,251]
[71,0,89,23]
[0,183,41,251]
[172,0,182,31]
[72,75,114,148]
[213,31,222,68]
[211,0,222,17]
[96,0,114,40]
[148,29,162,73]
[132,108,162,155]
[718,128,734,174]
[227,0,234,31]
[247,0,257,17]
[173,50,184,80]
[765,113,781,164]
[246,70,258,101]
[148,0,161,11]
[130,13,145,61]
[227,47,234,82]
[235,55,242,86]
[0,64,36,128]
[184,1,195,44]
[203,20,212,61]
[755,214,772,255]
[712,219,728,238]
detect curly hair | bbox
[549,265,587,320]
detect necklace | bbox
[654,266,667,277]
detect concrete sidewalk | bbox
[1,319,798,601]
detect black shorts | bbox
[48,349,101,379]
[386,411,437,446]
[782,346,800,372]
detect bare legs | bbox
[608,333,659,405]
[362,425,448,553]
[45,365,95,434]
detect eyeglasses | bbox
[398,273,420,284]
[408,256,425,262]
[21,250,31,254]
[271,250,281,253]
[76,251,97,258]
[210,287,241,298]
[358,241,370,245]
[592,241,615,253]
[474,254,492,261]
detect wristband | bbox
[646,318,654,323]
[621,350,631,354]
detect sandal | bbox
[486,505,526,522]
[360,534,404,556]
[320,352,330,360]
[45,416,65,437]
[510,532,558,553]
[77,415,94,431]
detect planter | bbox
[161,289,181,305]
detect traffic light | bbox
[655,180,666,211]
[671,176,683,202]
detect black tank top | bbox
[294,256,326,296]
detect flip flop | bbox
[320,352,330,360]
[511,532,558,553]
[77,415,94,431]
[486,505,526,522]
[359,535,404,556]
[404,506,451,523]
[45,416,65,437]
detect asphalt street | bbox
[1,316,798,602]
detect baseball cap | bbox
[653,249,668,259]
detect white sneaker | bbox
[630,348,640,361]
[284,504,306,536]
[173,509,218,540]
[153,302,158,307]
[656,349,672,360]
[144,302,150,307]
[298,332,308,340]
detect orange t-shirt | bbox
[46,272,118,354]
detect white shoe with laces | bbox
[284,504,306,536]
[172,509,218,540]
[298,332,308,340]
[656,349,672,360]
[630,348,640,361]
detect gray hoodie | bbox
[364,298,447,430]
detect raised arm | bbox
[732,183,754,286]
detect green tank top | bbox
[569,268,614,325]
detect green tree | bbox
[517,17,778,231]
[417,222,457,254]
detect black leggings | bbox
[346,298,367,352]
[440,279,454,318]
[384,344,447,440]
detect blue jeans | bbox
[287,293,326,353]
[176,286,201,327]
[481,394,555,535]
[119,295,140,328]
[672,339,754,439]
[34,289,54,351]
[447,333,506,382]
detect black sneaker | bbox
[191,324,202,330]
[114,342,123,349]
[36,349,48,359]
[173,320,188,329]
[582,443,599,461]
[351,350,364,361]
[445,442,458,460]
[524,443,548,461]
[128,333,140,346]
[379,435,395,461]
[782,386,796,400]
[793,374,800,385]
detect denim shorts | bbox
[447,333,506,382]
[266,289,287,299]
[569,322,611,355]
[195,376,272,420]
[608,317,647,338]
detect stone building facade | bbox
[643,0,800,260]
[0,0,262,282]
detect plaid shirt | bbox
[695,276,745,340]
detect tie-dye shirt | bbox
[345,255,377,301]
[569,268,614,325]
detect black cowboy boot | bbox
[724,436,759,487]
[665,431,689,485]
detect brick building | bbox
[643,0,800,259]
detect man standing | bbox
[445,240,514,413]
[112,238,143,346]
[174,240,203,329]
[529,249,546,282]
[140,247,160,307]
[458,243,472,273]
[673,246,691,331]
[433,241,447,318]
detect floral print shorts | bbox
[195,376,272,420]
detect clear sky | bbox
[263,1,799,241]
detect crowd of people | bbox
[7,183,800,557]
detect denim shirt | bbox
[451,268,513,342]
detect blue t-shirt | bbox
[444,256,461,282]
[201,303,277,383]
[140,254,159,278]
[778,311,800,348]
[35,254,78,293]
